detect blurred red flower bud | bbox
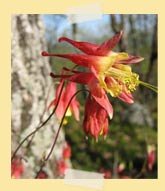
[36,170,48,179]
[62,143,71,159]
[147,145,156,171]
[56,159,68,176]
[117,163,125,174]
[100,168,112,179]
[83,95,109,140]
[11,157,24,178]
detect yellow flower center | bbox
[63,107,72,125]
[98,53,140,97]
[65,107,72,117]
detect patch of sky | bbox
[41,14,112,43]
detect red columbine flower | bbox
[49,80,80,121]
[51,70,113,119]
[62,143,71,159]
[42,31,144,103]
[50,70,113,139]
[42,31,157,139]
[56,159,68,176]
[11,157,24,178]
[83,95,109,140]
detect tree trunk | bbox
[11,14,69,178]
[128,15,137,55]
[145,17,157,83]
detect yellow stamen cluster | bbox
[123,73,139,92]
[107,69,139,96]
[107,82,122,97]
[98,56,140,97]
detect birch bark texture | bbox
[11,14,68,178]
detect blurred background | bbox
[11,14,157,179]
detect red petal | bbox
[118,92,134,104]
[83,95,109,139]
[118,55,144,64]
[70,100,80,121]
[96,31,123,55]
[59,32,123,56]
[55,79,65,98]
[56,100,66,120]
[65,82,80,121]
[59,37,99,55]
[64,82,76,101]
[89,79,105,98]
[48,80,65,110]
[69,72,95,85]
[92,93,113,119]
[48,80,67,120]
[50,71,96,86]
[46,53,102,70]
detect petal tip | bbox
[109,112,113,120]
[139,57,144,62]
[58,37,66,42]
[41,51,49,56]
[129,100,134,104]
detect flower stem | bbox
[35,89,89,178]
[11,81,65,162]
[139,80,158,93]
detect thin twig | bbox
[26,82,54,150]
[11,81,65,161]
[35,89,89,178]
